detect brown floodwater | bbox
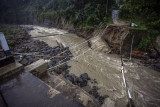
[22,25,160,107]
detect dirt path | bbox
[112,10,129,25]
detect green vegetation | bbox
[121,0,160,32]
[129,26,147,31]
[120,0,160,51]
[0,24,27,46]
[36,0,117,28]
[137,29,158,51]
[138,35,152,51]
[0,0,159,51]
[0,0,124,28]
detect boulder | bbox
[131,23,138,27]
[150,49,158,59]
[80,73,90,80]
[101,97,115,107]
[20,58,28,65]
[154,63,160,71]
[155,36,160,54]
[89,36,111,53]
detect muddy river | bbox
[22,25,160,107]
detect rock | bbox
[68,30,75,33]
[65,74,74,82]
[101,97,115,107]
[153,63,160,72]
[77,77,83,83]
[72,75,79,85]
[55,69,63,74]
[26,56,34,64]
[131,23,138,27]
[78,73,91,87]
[92,79,98,84]
[89,86,98,97]
[98,95,109,105]
[155,63,160,69]
[150,49,158,59]
[89,36,111,53]
[64,73,90,87]
[155,36,160,54]
[80,73,90,80]
[20,58,28,65]
[89,86,108,105]
[79,80,88,87]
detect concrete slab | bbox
[41,72,98,107]
[0,93,6,107]
[0,71,83,107]
[24,59,48,77]
[89,36,111,53]
[101,97,115,107]
[0,62,23,81]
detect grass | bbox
[128,17,147,30]
[0,24,27,46]
[129,25,147,31]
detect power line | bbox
[13,23,106,61]
[48,23,108,60]
[48,25,109,70]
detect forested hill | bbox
[0,0,160,34]
[0,0,124,25]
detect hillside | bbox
[0,0,160,52]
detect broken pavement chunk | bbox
[24,59,48,77]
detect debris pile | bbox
[11,39,72,66]
[64,73,90,87]
[50,67,108,105]
[89,86,109,105]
